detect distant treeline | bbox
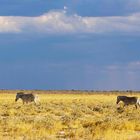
[0,89,139,94]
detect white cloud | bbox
[101,61,140,90]
[0,17,21,32]
[106,61,140,73]
[128,61,140,70]
[0,10,140,34]
[129,61,140,66]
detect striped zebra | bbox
[116,96,140,109]
[15,92,39,105]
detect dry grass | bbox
[0,91,140,140]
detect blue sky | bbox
[0,0,140,90]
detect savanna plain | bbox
[0,90,140,140]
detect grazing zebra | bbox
[116,96,140,109]
[15,92,39,105]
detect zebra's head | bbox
[116,96,121,104]
[15,92,24,102]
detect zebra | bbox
[116,96,140,109]
[15,92,39,105]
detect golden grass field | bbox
[0,90,140,140]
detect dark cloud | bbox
[0,33,140,90]
[0,0,139,90]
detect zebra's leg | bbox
[135,104,138,109]
[123,104,126,108]
[34,100,36,105]
[136,103,140,108]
